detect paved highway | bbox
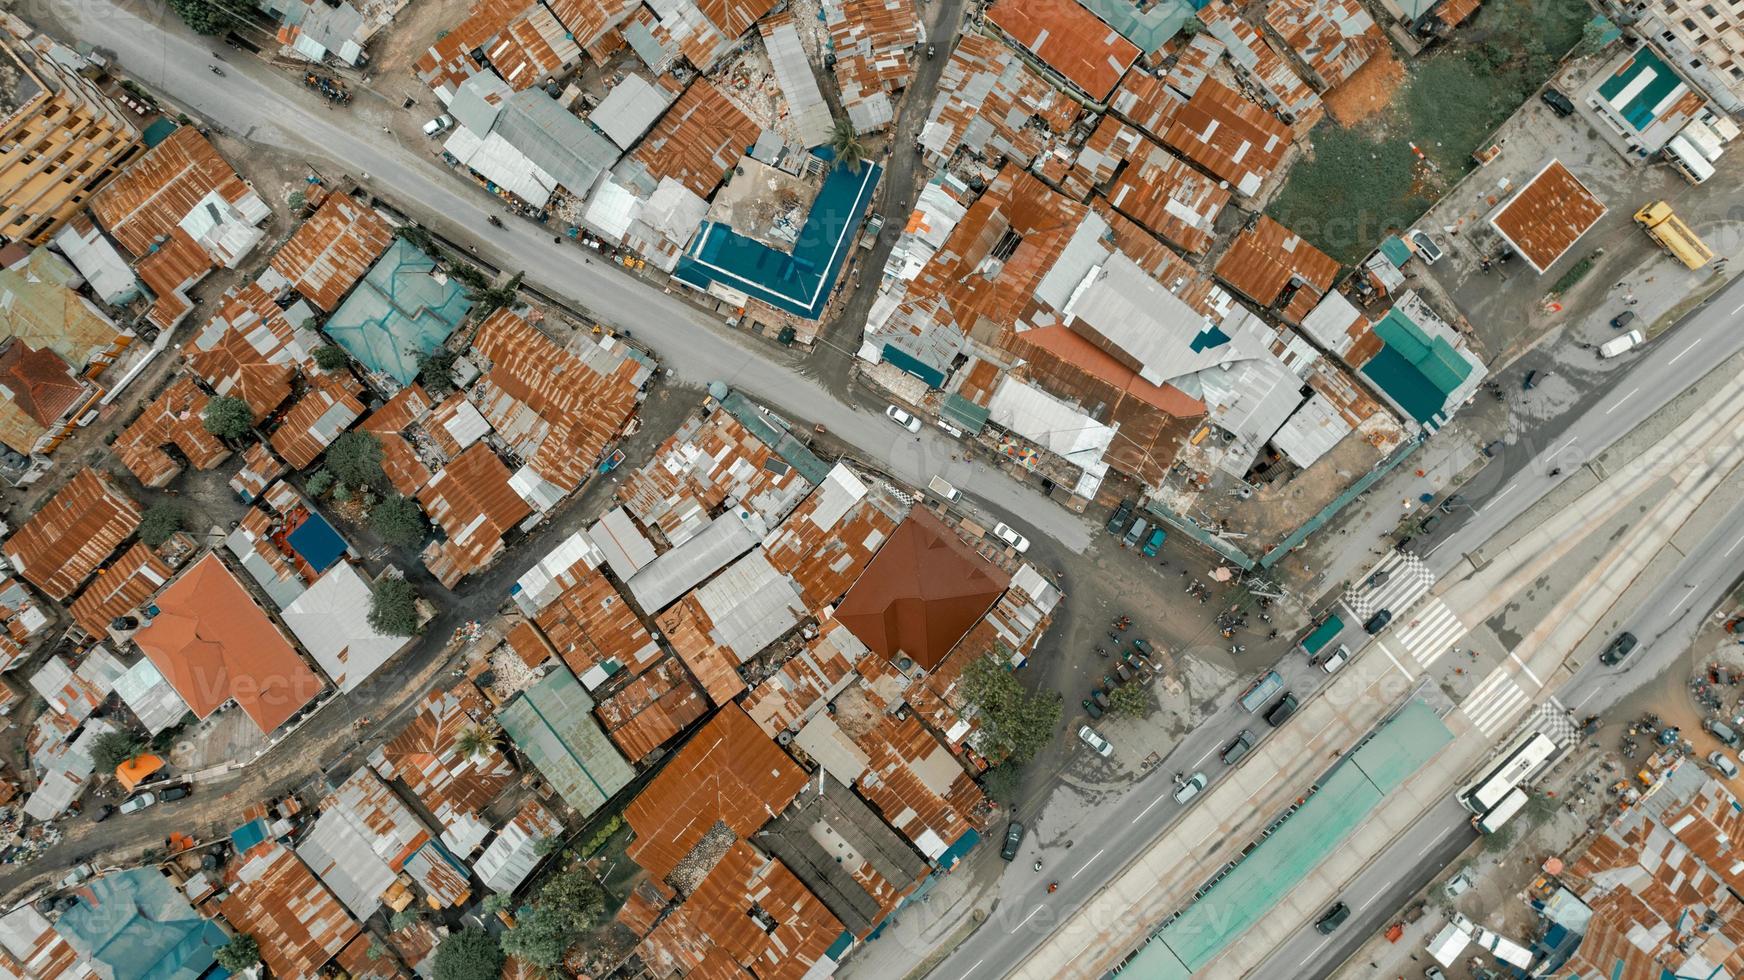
[59,0,1090,553]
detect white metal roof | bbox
[692,549,806,662]
[986,376,1115,471]
[282,564,410,694]
[589,73,673,150]
[1268,391,1352,468]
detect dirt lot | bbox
[1323,48,1406,128]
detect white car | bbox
[1078,725,1113,757]
[1408,229,1444,264]
[885,404,923,433]
[118,792,156,815]
[1320,645,1350,673]
[422,114,454,137]
[993,522,1031,553]
[1712,750,1740,778]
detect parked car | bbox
[1363,609,1393,634]
[1600,631,1638,666]
[1481,440,1504,458]
[1105,499,1135,535]
[1540,87,1575,117]
[1711,750,1740,778]
[1610,310,1636,329]
[159,784,191,802]
[928,475,962,502]
[1425,967,1449,980]
[1600,330,1645,358]
[1140,527,1167,557]
[1078,725,1113,758]
[885,404,923,433]
[1220,730,1256,765]
[1122,518,1149,549]
[422,113,454,136]
[118,793,157,815]
[1706,719,1741,747]
[1081,697,1104,719]
[1000,821,1025,860]
[1264,693,1299,728]
[91,804,115,823]
[1172,771,1208,805]
[1315,902,1352,934]
[1408,229,1444,264]
[1321,645,1351,673]
[993,522,1031,553]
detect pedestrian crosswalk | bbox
[1342,550,1435,620]
[1528,697,1582,748]
[1390,597,1467,669]
[1461,667,1532,737]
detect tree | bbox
[1107,682,1150,719]
[389,908,425,932]
[454,723,498,760]
[369,577,421,636]
[323,431,384,490]
[215,934,260,972]
[500,869,607,968]
[166,0,236,34]
[433,927,502,980]
[415,347,459,396]
[959,656,1061,765]
[481,893,513,916]
[396,223,436,252]
[371,494,427,548]
[139,504,184,547]
[981,763,1023,804]
[448,263,492,291]
[89,731,143,772]
[202,395,253,440]
[313,346,348,371]
[288,190,308,213]
[305,469,335,497]
[828,117,866,173]
[464,271,523,317]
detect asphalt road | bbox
[55,0,1089,553]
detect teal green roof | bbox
[1125,699,1452,972]
[322,238,471,384]
[718,389,833,484]
[499,668,633,817]
[141,118,179,148]
[943,393,989,435]
[1597,45,1683,134]
[1075,0,1194,54]
[1363,306,1475,425]
[54,868,228,980]
[1378,235,1412,267]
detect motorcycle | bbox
[209,65,225,76]
[487,215,504,228]
[1047,882,1059,894]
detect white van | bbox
[1600,330,1645,358]
[927,475,961,501]
[422,114,454,137]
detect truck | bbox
[858,213,884,249]
[1634,202,1714,269]
[1300,614,1344,656]
[1238,670,1284,712]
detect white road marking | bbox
[1508,650,1544,689]
[1375,640,1415,680]
[1071,848,1106,880]
[1605,387,1639,415]
[1480,484,1517,513]
[1131,793,1168,824]
[955,959,985,980]
[1670,338,1704,364]
[1572,687,1600,711]
[1552,437,1579,458]
[1724,529,1744,557]
[1671,587,1697,614]
[1731,300,1744,314]
[1010,905,1044,934]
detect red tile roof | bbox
[1213,215,1341,308]
[114,376,232,488]
[631,80,761,199]
[67,541,172,636]
[0,341,86,428]
[986,0,1140,100]
[418,443,532,588]
[624,703,806,883]
[220,842,360,980]
[834,509,1010,671]
[3,468,141,601]
[131,552,324,733]
[1162,79,1292,197]
[268,195,395,312]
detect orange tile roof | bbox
[631,80,761,199]
[220,842,360,980]
[467,309,646,492]
[835,510,1010,671]
[268,195,395,312]
[0,341,87,429]
[1162,79,1291,197]
[1213,215,1341,308]
[114,376,232,487]
[418,443,533,588]
[187,283,301,423]
[1488,159,1607,275]
[270,374,366,470]
[986,0,1140,100]
[530,561,661,679]
[132,552,324,733]
[624,703,806,883]
[594,656,710,761]
[1099,121,1231,255]
[636,840,842,980]
[416,0,583,93]
[655,595,744,705]
[67,541,172,636]
[371,682,516,837]
[3,467,141,601]
[921,34,1082,166]
[90,127,249,257]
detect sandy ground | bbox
[1323,48,1407,128]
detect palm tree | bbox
[829,117,866,174]
[454,723,499,760]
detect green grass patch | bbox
[1548,251,1599,295]
[1268,0,1592,263]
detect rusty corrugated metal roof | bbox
[1101,121,1231,255]
[1162,79,1291,197]
[66,541,171,636]
[655,594,745,706]
[741,618,868,737]
[268,195,394,312]
[1213,215,1341,308]
[359,385,436,498]
[617,407,810,546]
[1264,0,1383,88]
[987,0,1140,101]
[4,468,140,601]
[1109,69,1185,139]
[90,127,249,256]
[370,681,515,840]
[228,440,286,502]
[185,279,302,423]
[416,0,582,93]
[113,376,232,487]
[270,374,366,470]
[417,442,532,588]
[529,560,660,679]
[631,80,761,199]
[1488,159,1606,275]
[220,842,360,980]
[595,656,709,762]
[921,34,1082,166]
[762,466,904,613]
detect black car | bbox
[159,784,191,802]
[1082,697,1104,719]
[1611,310,1636,330]
[1000,821,1025,861]
[1315,902,1352,934]
[91,804,115,823]
[1600,631,1638,666]
[1264,694,1298,728]
[1541,87,1575,117]
[1364,609,1393,634]
[1106,499,1135,535]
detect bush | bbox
[324,431,385,490]
[305,470,335,497]
[500,869,608,968]
[396,224,436,252]
[580,814,622,856]
[368,577,421,636]
[433,927,502,980]
[167,0,236,34]
[202,395,253,440]
[371,495,427,548]
[313,346,348,371]
[959,656,1061,765]
[139,504,184,547]
[89,731,143,772]
[214,934,259,972]
[981,763,1023,804]
[415,348,459,396]
[1108,683,1150,718]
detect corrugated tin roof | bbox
[54,868,226,980]
[1487,159,1607,274]
[1100,122,1230,255]
[629,80,762,199]
[67,541,171,636]
[529,555,662,682]
[269,374,366,470]
[415,0,582,94]
[759,15,833,147]
[589,72,674,150]
[114,376,231,487]
[987,0,1140,100]
[4,468,140,602]
[187,282,304,422]
[472,798,564,893]
[1162,79,1291,197]
[283,564,412,695]
[741,618,868,736]
[418,442,532,588]
[919,34,1081,165]
[1199,0,1321,122]
[594,655,710,761]
[0,246,130,375]
[220,842,360,980]
[497,666,634,816]
[762,464,904,612]
[267,194,395,312]
[1264,0,1383,89]
[369,680,514,848]
[1213,215,1341,307]
[299,766,461,919]
[113,657,187,735]
[626,510,760,614]
[618,407,814,547]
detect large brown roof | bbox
[89,127,247,257]
[986,0,1139,101]
[220,842,359,980]
[834,509,1010,671]
[3,467,140,601]
[530,561,660,680]
[1488,159,1607,274]
[631,80,761,199]
[268,195,394,312]
[0,341,86,428]
[418,442,532,588]
[132,552,323,733]
[1213,215,1341,308]
[114,376,232,488]
[624,703,806,884]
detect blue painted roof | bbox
[230,817,270,853]
[286,510,348,573]
[674,160,881,321]
[54,868,228,980]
